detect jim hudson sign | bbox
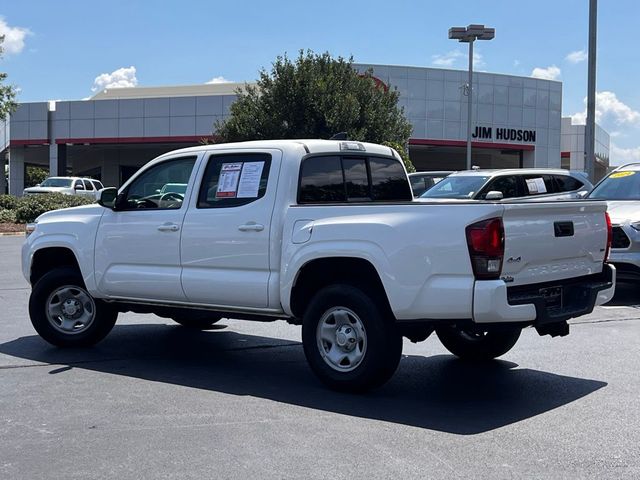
[472,126,536,142]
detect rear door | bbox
[500,201,608,286]
[180,150,281,308]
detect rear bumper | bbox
[473,264,616,325]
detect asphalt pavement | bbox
[0,236,638,479]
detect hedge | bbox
[0,193,97,224]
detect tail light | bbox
[604,211,612,262]
[466,217,504,280]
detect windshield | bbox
[589,171,640,200]
[420,175,489,199]
[39,178,73,188]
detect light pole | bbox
[585,0,597,181]
[449,24,495,170]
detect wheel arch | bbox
[30,246,83,286]
[288,256,394,321]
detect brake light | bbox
[466,217,504,280]
[604,211,612,262]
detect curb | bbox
[0,232,25,237]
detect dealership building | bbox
[0,64,610,195]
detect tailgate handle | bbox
[554,221,574,237]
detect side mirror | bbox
[35,183,41,187]
[74,184,84,190]
[576,190,589,199]
[485,190,504,200]
[98,187,118,209]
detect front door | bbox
[180,150,281,308]
[94,156,199,301]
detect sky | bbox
[1,0,639,165]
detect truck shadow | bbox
[0,324,606,435]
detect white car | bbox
[419,169,592,201]
[587,163,640,282]
[23,177,104,200]
[22,140,615,391]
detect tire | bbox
[436,326,521,361]
[302,284,402,393]
[171,313,222,329]
[29,267,118,347]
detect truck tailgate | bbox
[501,201,608,286]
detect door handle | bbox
[157,223,180,232]
[238,223,264,232]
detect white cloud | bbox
[431,49,484,68]
[206,76,232,84]
[0,17,31,55]
[566,49,588,64]
[432,50,463,67]
[610,143,640,166]
[91,66,138,92]
[531,65,561,81]
[571,91,640,125]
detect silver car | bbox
[419,168,593,201]
[588,163,640,282]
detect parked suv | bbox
[419,169,592,201]
[23,177,104,199]
[588,163,640,282]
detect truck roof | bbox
[154,139,398,160]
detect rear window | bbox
[554,175,583,192]
[298,156,411,203]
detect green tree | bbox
[215,50,414,168]
[25,166,49,187]
[0,36,18,121]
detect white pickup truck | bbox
[22,140,616,391]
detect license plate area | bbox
[540,286,563,310]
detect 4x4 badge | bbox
[507,256,521,263]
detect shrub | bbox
[0,194,18,210]
[0,208,16,223]
[14,193,96,223]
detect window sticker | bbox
[525,177,547,194]
[216,163,243,198]
[610,171,635,179]
[237,162,265,198]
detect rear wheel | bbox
[29,268,117,347]
[302,284,402,392]
[436,326,521,361]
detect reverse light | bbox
[466,217,504,280]
[605,212,612,262]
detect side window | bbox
[299,156,346,203]
[554,175,583,192]
[522,174,556,195]
[83,180,94,190]
[74,180,85,190]
[122,156,196,210]
[197,153,271,208]
[369,157,412,201]
[92,180,104,190]
[482,175,520,199]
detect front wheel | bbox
[29,268,118,347]
[436,326,521,361]
[302,284,402,392]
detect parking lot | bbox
[0,235,638,479]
